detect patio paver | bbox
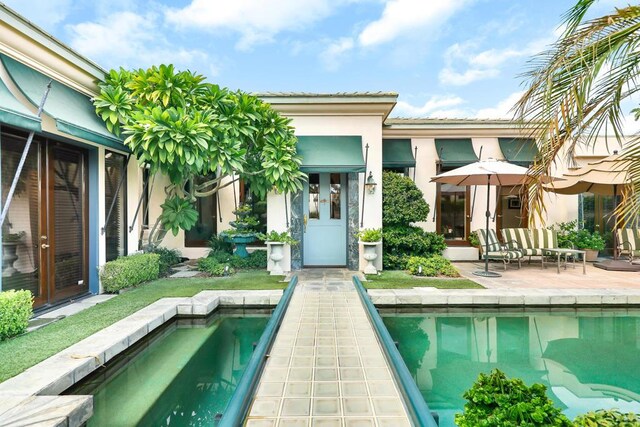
[246,272,412,426]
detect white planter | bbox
[268,242,285,275]
[361,241,380,275]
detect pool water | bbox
[69,310,269,427]
[382,309,640,426]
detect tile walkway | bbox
[246,271,411,427]
[454,260,640,289]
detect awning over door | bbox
[498,138,539,167]
[297,136,366,173]
[383,139,415,168]
[0,54,127,151]
[435,138,478,168]
[0,77,41,132]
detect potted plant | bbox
[356,228,383,274]
[220,204,260,258]
[257,230,298,275]
[574,229,605,262]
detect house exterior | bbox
[0,5,623,308]
[0,6,139,309]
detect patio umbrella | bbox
[542,153,638,269]
[431,159,554,278]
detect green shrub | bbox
[0,290,33,340]
[197,257,235,276]
[208,234,233,254]
[382,226,446,269]
[573,409,640,426]
[207,249,267,270]
[257,230,298,245]
[455,369,572,427]
[382,171,430,225]
[148,246,181,276]
[406,255,458,277]
[468,231,480,247]
[231,250,268,269]
[100,253,160,293]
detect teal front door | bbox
[303,173,347,266]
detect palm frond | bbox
[516,3,640,226]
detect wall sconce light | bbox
[365,172,377,194]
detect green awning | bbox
[1,54,127,151]
[383,139,415,168]
[435,138,478,168]
[0,77,41,132]
[296,136,365,173]
[498,138,539,167]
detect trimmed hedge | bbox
[406,255,458,277]
[0,290,33,340]
[100,253,160,293]
[382,226,446,270]
[148,246,182,276]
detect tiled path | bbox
[245,270,411,427]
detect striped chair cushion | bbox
[477,229,502,253]
[532,229,558,249]
[519,248,544,256]
[502,228,533,250]
[483,250,522,260]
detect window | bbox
[105,151,127,261]
[582,193,617,255]
[438,183,468,241]
[330,173,341,220]
[184,175,217,247]
[308,173,320,220]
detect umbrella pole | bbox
[474,175,501,278]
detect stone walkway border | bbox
[0,290,282,427]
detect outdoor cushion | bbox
[477,229,502,252]
[483,250,522,260]
[616,228,640,256]
[532,229,558,249]
[502,228,532,249]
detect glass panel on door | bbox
[51,146,87,299]
[1,132,41,300]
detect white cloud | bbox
[165,0,338,50]
[475,91,524,119]
[392,95,466,117]
[358,0,470,47]
[439,34,554,86]
[320,37,355,71]
[67,12,209,70]
[3,0,72,27]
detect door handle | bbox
[41,243,50,249]
[303,214,308,233]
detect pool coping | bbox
[0,289,283,427]
[367,287,640,306]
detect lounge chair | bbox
[501,228,545,263]
[616,228,640,262]
[476,229,523,270]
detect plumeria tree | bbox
[94,65,304,245]
[515,0,640,224]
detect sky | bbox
[3,0,628,120]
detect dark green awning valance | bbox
[435,138,478,168]
[383,139,415,168]
[499,138,539,167]
[297,136,365,173]
[1,54,127,151]
[0,77,41,133]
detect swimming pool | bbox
[382,308,640,426]
[69,309,269,426]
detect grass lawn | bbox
[0,271,285,382]
[363,270,483,289]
